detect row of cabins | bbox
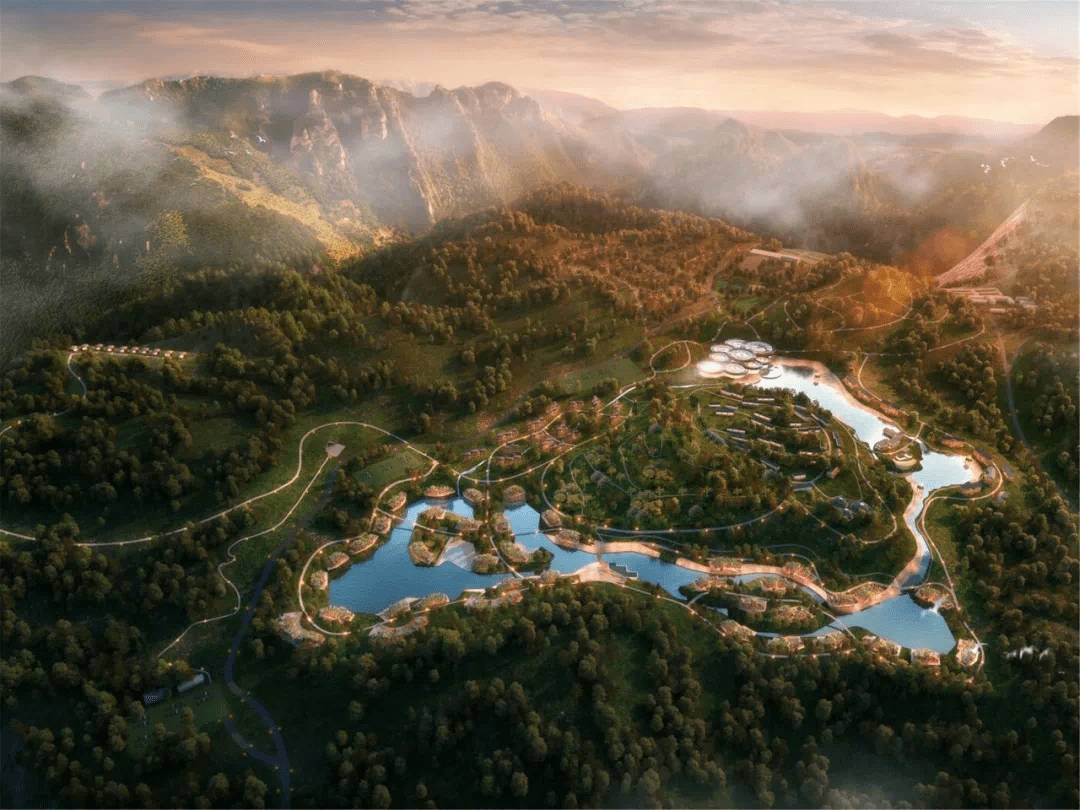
[948,286,1035,312]
[722,622,851,654]
[493,451,525,469]
[142,671,211,707]
[73,344,189,359]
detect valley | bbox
[0,67,1076,810]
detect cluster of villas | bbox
[829,496,872,522]
[718,617,974,668]
[703,392,833,484]
[71,343,190,359]
[141,670,211,707]
[484,401,623,469]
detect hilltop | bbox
[2,70,1076,364]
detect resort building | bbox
[326,551,350,570]
[911,647,941,667]
[319,606,355,624]
[720,620,756,641]
[143,687,170,707]
[177,673,210,695]
[737,594,768,613]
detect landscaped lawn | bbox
[129,681,231,755]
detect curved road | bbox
[221,460,342,809]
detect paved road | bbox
[222,460,342,809]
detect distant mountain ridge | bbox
[2,71,1074,272]
[96,71,604,231]
[515,87,1042,138]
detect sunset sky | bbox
[1,0,1077,123]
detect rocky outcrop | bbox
[99,72,592,234]
[290,88,357,199]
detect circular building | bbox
[729,348,756,362]
[696,359,726,378]
[723,338,747,348]
[746,341,774,356]
[743,359,763,370]
[722,362,748,376]
[709,351,732,362]
[710,344,731,353]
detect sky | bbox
[1,0,1077,123]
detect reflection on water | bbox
[330,359,974,653]
[751,360,976,650]
[601,552,701,597]
[752,362,892,446]
[328,498,509,615]
[813,595,957,653]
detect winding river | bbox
[329,359,977,653]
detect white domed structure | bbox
[722,362,748,376]
[746,341,774,356]
[730,348,756,362]
[709,351,732,362]
[696,360,726,378]
[723,338,747,348]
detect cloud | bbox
[0,0,1074,123]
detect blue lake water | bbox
[504,504,592,574]
[328,498,510,615]
[751,362,892,447]
[330,359,973,653]
[812,594,958,653]
[751,360,976,651]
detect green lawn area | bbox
[129,681,230,755]
[186,415,254,457]
[352,446,434,491]
[553,356,645,396]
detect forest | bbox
[0,184,1077,809]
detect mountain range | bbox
[2,70,1076,275]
